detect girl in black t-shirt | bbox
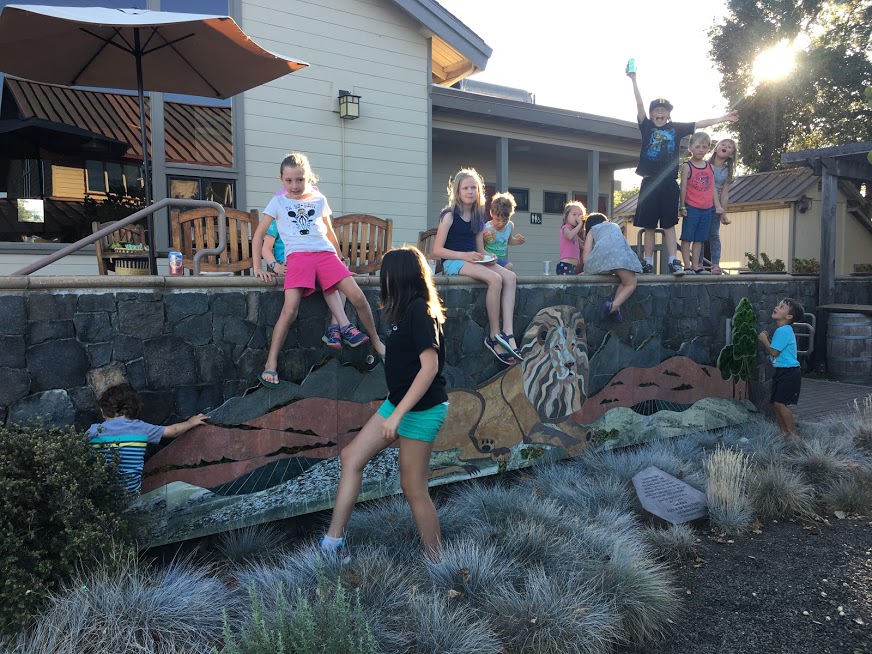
[321,246,448,560]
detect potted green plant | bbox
[852,263,872,277]
[792,258,820,275]
[743,252,786,273]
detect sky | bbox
[435,0,735,189]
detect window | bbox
[169,175,235,207]
[543,191,567,214]
[86,161,143,196]
[508,187,529,212]
[573,192,610,214]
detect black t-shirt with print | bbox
[634,117,696,178]
[385,297,447,411]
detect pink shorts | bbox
[284,251,352,296]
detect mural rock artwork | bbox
[135,305,755,546]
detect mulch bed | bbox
[618,517,872,654]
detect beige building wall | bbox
[431,143,608,277]
[239,0,432,247]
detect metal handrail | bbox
[11,199,226,277]
[634,227,668,275]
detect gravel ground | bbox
[618,517,872,654]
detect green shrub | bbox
[744,252,785,272]
[221,576,378,654]
[0,422,135,636]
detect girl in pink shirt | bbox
[557,201,585,275]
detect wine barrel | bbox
[827,312,872,384]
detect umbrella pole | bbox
[134,27,158,275]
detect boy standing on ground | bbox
[758,298,805,441]
[627,67,738,275]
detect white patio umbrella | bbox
[0,5,308,273]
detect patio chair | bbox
[417,228,443,273]
[92,220,150,275]
[332,214,393,275]
[170,207,258,275]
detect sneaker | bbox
[322,323,342,350]
[340,324,369,348]
[641,261,655,274]
[610,307,624,324]
[319,536,351,564]
[668,260,686,276]
[711,265,723,275]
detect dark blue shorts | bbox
[771,366,801,405]
[680,205,714,242]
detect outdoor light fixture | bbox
[797,196,812,213]
[338,90,360,120]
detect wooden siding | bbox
[51,165,86,199]
[239,0,431,247]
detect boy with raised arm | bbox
[627,66,738,275]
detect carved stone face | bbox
[519,305,590,421]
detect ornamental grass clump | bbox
[641,524,700,562]
[482,565,618,654]
[391,594,500,654]
[705,445,753,535]
[820,468,872,516]
[0,422,135,636]
[851,394,872,452]
[13,553,231,654]
[215,524,288,568]
[748,461,818,520]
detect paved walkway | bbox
[794,377,872,422]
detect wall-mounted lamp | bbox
[797,196,812,213]
[338,90,361,120]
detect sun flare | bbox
[752,41,797,84]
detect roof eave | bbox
[388,0,491,72]
[431,85,640,143]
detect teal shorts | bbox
[377,400,449,442]
[442,259,466,275]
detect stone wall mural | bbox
[135,305,753,547]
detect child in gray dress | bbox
[582,213,642,323]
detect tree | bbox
[613,186,639,209]
[709,0,872,172]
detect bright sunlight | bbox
[752,40,797,84]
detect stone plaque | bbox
[632,465,708,524]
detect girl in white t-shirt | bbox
[252,152,385,386]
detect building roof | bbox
[389,0,492,85]
[614,167,817,217]
[4,78,232,167]
[782,142,872,182]
[432,85,640,166]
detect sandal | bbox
[484,336,516,366]
[495,332,522,359]
[711,265,723,275]
[259,370,280,388]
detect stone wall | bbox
[0,274,847,429]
